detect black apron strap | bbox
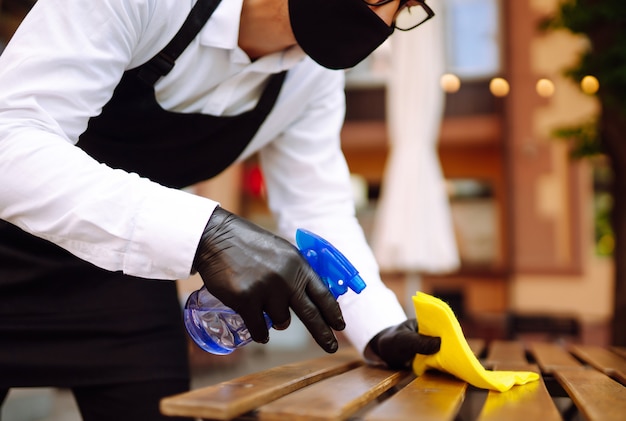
[137,0,222,85]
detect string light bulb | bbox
[581,75,599,94]
[489,77,510,97]
[536,78,555,97]
[440,73,461,93]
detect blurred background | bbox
[1,0,621,419]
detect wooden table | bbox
[161,340,626,421]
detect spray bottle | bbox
[184,228,366,355]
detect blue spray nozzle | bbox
[296,228,366,299]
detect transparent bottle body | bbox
[184,287,271,355]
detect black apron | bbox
[0,0,287,387]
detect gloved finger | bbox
[238,304,271,344]
[272,316,291,331]
[366,319,442,369]
[409,333,441,355]
[379,332,426,368]
[290,292,340,353]
[400,319,440,355]
[390,323,441,356]
[303,269,345,331]
[265,293,292,331]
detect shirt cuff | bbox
[123,184,218,280]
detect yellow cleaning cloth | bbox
[412,292,539,392]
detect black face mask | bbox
[288,0,395,70]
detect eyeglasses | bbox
[362,0,435,32]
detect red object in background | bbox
[243,164,265,197]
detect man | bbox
[0,0,439,419]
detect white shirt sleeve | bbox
[0,0,217,280]
[259,66,408,353]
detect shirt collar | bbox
[198,0,243,50]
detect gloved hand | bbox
[193,207,345,353]
[365,319,441,369]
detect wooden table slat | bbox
[555,368,626,421]
[257,366,410,421]
[484,340,527,367]
[528,342,584,373]
[569,345,626,385]
[160,349,363,420]
[160,341,626,421]
[477,363,561,421]
[363,371,467,421]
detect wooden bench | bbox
[160,340,626,421]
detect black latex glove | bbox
[192,207,345,353]
[365,319,441,369]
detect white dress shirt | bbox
[0,0,407,352]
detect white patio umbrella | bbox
[371,11,459,278]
